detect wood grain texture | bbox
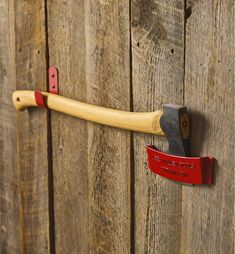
[181,1,234,253]
[14,0,51,252]
[0,0,20,253]
[13,90,164,135]
[85,0,131,253]
[131,0,185,253]
[47,0,89,253]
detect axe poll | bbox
[12,90,214,185]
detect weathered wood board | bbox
[47,0,89,253]
[0,1,19,253]
[85,0,131,253]
[14,0,51,253]
[131,0,185,253]
[181,1,234,253]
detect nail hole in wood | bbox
[186,6,192,20]
[16,97,20,102]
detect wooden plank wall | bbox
[0,0,234,254]
[85,1,131,253]
[47,1,88,253]
[14,0,51,253]
[0,0,19,253]
[181,1,234,253]
[131,0,185,253]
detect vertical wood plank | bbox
[131,0,185,253]
[85,1,131,253]
[0,0,20,253]
[181,1,234,253]
[14,0,51,252]
[47,0,89,253]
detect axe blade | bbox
[160,104,190,157]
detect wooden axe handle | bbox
[12,90,164,135]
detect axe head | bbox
[160,104,190,157]
[146,104,214,185]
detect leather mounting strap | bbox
[35,91,46,108]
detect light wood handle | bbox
[12,90,164,135]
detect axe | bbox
[12,89,214,185]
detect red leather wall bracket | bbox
[35,67,59,108]
[49,66,59,94]
[146,145,214,185]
